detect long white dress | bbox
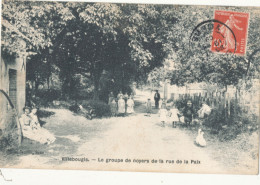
[19,114,47,144]
[118,99,125,114]
[169,108,180,122]
[30,113,56,144]
[159,108,168,122]
[127,99,135,113]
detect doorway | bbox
[9,69,17,108]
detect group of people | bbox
[148,90,196,128]
[145,90,163,116]
[156,97,212,129]
[19,88,210,146]
[108,91,135,116]
[19,107,56,144]
[158,101,182,128]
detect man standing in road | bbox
[154,90,161,109]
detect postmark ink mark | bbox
[189,19,237,55]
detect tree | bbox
[155,5,260,89]
[1,1,73,55]
[49,3,167,99]
[2,1,75,95]
[5,2,257,101]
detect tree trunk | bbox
[92,72,101,100]
[91,60,103,100]
[47,77,50,90]
[35,80,39,94]
[93,84,99,100]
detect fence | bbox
[169,90,255,123]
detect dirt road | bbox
[2,90,237,174]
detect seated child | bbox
[183,100,194,127]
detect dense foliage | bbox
[2,2,260,100]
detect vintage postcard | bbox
[0,0,259,175]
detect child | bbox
[183,100,194,127]
[160,98,167,109]
[159,103,168,127]
[169,103,180,128]
[146,98,152,116]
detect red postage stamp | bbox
[211,10,249,55]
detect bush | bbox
[203,108,226,131]
[204,106,259,140]
[37,109,55,118]
[175,95,258,141]
[174,98,187,112]
[218,125,242,141]
[33,89,62,107]
[81,100,111,117]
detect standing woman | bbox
[117,95,125,116]
[109,98,117,117]
[108,92,114,104]
[117,91,123,100]
[123,93,128,113]
[127,96,135,114]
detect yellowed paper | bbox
[0,0,259,175]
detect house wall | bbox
[0,55,26,118]
[165,83,208,100]
[0,57,8,119]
